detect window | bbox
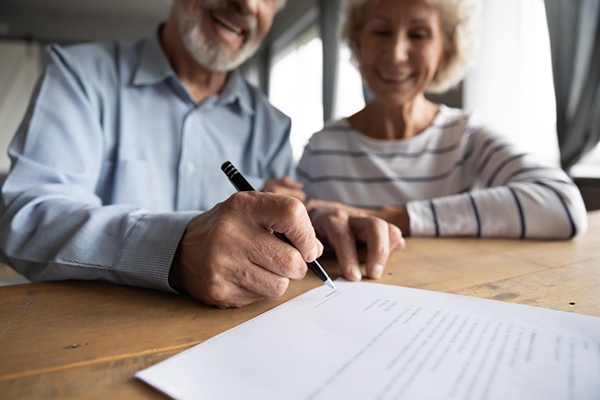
[463,0,560,166]
[269,25,323,162]
[333,43,365,120]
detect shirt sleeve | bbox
[0,44,198,292]
[406,129,588,239]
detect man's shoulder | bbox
[44,39,141,85]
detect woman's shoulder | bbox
[434,105,495,139]
[435,105,473,128]
[306,118,356,149]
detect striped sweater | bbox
[297,105,587,238]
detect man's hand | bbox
[169,192,323,308]
[263,176,306,202]
[306,200,405,282]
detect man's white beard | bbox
[176,0,260,72]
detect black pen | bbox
[221,161,336,291]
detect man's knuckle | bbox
[203,266,220,285]
[204,282,228,304]
[208,222,228,243]
[280,251,304,276]
[226,191,254,211]
[204,245,228,268]
[285,198,306,221]
[285,254,307,280]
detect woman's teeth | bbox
[380,72,411,82]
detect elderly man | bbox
[0,0,403,308]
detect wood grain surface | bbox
[1,211,599,399]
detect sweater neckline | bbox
[337,104,456,150]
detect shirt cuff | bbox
[406,200,437,237]
[113,211,199,293]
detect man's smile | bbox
[210,10,247,44]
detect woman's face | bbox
[358,0,446,105]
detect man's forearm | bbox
[0,192,196,292]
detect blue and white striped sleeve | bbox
[407,130,587,239]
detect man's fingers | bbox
[230,260,292,299]
[194,268,267,308]
[208,285,266,309]
[246,230,308,281]
[240,192,319,263]
[179,192,321,308]
[350,216,391,279]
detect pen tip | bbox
[326,279,337,291]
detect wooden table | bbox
[1,211,599,399]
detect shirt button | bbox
[186,163,196,174]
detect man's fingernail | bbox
[372,264,384,279]
[350,266,362,281]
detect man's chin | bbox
[193,53,247,72]
[196,46,257,72]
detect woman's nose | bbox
[390,35,410,63]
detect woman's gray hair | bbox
[341,0,481,94]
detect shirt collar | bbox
[132,31,255,116]
[217,70,254,116]
[132,31,175,87]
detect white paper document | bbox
[136,281,600,400]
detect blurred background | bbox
[1,0,599,209]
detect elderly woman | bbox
[298,0,587,249]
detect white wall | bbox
[463,0,559,165]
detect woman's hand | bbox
[306,200,411,235]
[306,200,406,282]
[263,176,306,202]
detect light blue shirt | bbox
[0,33,294,292]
